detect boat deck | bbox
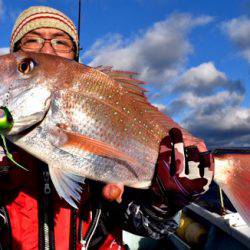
[123,203,250,249]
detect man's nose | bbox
[40,41,56,55]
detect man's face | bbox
[18,28,76,60]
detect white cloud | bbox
[166,61,249,147]
[183,107,250,147]
[83,12,249,147]
[175,90,243,110]
[171,62,228,95]
[152,103,168,113]
[84,13,213,83]
[0,47,9,55]
[222,16,250,63]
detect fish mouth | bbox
[7,95,51,136]
[9,112,48,134]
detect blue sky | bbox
[0,0,250,148]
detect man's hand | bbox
[101,128,214,205]
[152,128,214,210]
[102,183,124,203]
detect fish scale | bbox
[58,87,158,150]
[56,90,156,168]
[78,68,165,143]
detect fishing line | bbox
[0,134,28,171]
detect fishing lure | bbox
[0,106,27,171]
[0,106,13,132]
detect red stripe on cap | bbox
[12,12,77,43]
[12,11,76,39]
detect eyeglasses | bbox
[20,36,74,53]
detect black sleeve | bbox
[119,188,180,239]
[87,181,180,240]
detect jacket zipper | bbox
[80,208,102,250]
[43,170,51,250]
[71,208,77,250]
[39,166,55,250]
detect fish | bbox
[0,52,249,226]
[212,149,250,225]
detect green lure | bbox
[0,106,13,133]
[0,106,27,171]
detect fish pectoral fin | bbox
[48,125,141,168]
[49,166,85,208]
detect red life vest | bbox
[0,149,125,250]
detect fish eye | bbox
[18,58,35,74]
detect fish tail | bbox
[213,153,250,226]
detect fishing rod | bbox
[77,0,82,61]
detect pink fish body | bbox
[0,51,249,228]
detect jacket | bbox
[0,132,213,249]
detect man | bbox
[0,6,213,250]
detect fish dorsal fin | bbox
[96,66,148,101]
[97,66,205,149]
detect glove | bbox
[151,127,214,213]
[105,128,214,239]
